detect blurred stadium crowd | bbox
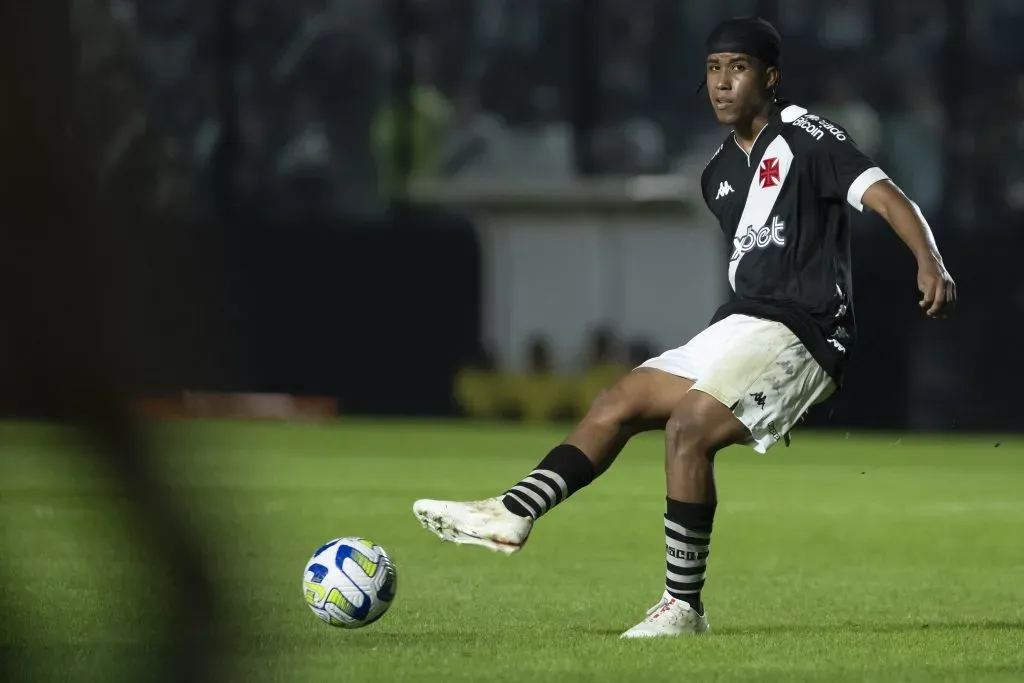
[65,0,1024,431]
[76,0,1024,225]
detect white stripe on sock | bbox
[510,485,549,513]
[522,475,559,504]
[532,469,568,498]
[667,567,706,584]
[504,491,538,518]
[664,518,710,540]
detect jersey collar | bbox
[732,103,785,167]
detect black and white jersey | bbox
[700,102,889,385]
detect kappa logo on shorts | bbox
[750,391,767,409]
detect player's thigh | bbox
[608,314,779,432]
[593,367,695,430]
[638,318,736,381]
[690,319,834,453]
[665,388,751,454]
[620,319,755,428]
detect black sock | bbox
[501,444,595,520]
[664,497,716,615]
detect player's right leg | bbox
[621,315,836,639]
[413,368,694,553]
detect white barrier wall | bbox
[414,178,728,371]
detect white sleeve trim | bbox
[780,105,808,123]
[847,167,890,212]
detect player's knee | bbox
[665,407,715,460]
[585,386,636,430]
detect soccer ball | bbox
[302,537,397,628]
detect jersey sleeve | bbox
[813,133,889,213]
[699,166,712,208]
[699,143,724,209]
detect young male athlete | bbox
[412,17,956,638]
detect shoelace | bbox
[646,599,676,621]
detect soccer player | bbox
[412,17,956,638]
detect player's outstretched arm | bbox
[861,180,957,317]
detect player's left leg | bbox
[620,391,747,638]
[621,317,835,638]
[413,368,695,554]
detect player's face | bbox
[706,53,774,125]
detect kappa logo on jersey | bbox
[715,181,734,199]
[730,216,787,260]
[759,157,781,188]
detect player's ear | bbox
[765,66,780,94]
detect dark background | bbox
[47,0,1024,432]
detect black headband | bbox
[697,17,782,94]
[706,17,781,66]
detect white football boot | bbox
[413,496,532,555]
[620,591,711,639]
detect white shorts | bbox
[639,314,835,453]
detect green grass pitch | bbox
[1,420,1023,682]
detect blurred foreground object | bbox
[0,1,222,680]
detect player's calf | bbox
[661,392,746,615]
[413,369,693,553]
[499,370,690,520]
[498,443,597,519]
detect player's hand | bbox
[917,256,956,317]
